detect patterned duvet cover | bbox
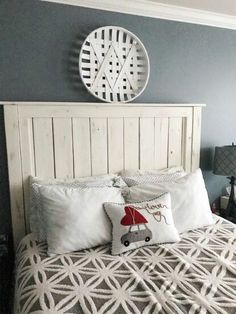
[14,216,236,314]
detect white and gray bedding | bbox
[14,216,236,314]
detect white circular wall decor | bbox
[79,26,150,103]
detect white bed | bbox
[4,102,236,314]
[14,216,236,314]
[3,102,202,249]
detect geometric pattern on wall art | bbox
[79,26,150,103]
[14,217,236,314]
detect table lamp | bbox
[213,143,236,221]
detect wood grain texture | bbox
[19,118,35,232]
[154,117,168,169]
[192,107,202,171]
[140,118,155,170]
[90,118,108,175]
[168,117,183,167]
[33,118,55,178]
[108,118,124,173]
[3,103,203,249]
[124,118,139,170]
[72,118,91,177]
[4,106,25,249]
[53,118,73,178]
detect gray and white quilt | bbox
[14,217,236,314]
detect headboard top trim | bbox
[1,101,206,107]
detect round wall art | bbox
[79,26,150,103]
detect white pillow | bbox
[104,193,180,255]
[39,185,124,255]
[124,169,214,233]
[29,174,126,241]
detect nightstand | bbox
[0,234,14,314]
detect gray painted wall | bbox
[1,0,236,233]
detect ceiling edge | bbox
[41,0,236,30]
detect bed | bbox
[15,216,236,314]
[3,102,236,313]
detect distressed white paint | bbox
[124,118,139,170]
[33,118,55,178]
[53,118,74,178]
[4,106,25,250]
[3,102,203,249]
[168,117,183,167]
[72,118,91,177]
[140,118,155,170]
[154,117,168,169]
[108,118,124,173]
[90,118,108,175]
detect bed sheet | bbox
[14,216,236,314]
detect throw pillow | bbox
[104,192,180,255]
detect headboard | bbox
[3,102,204,249]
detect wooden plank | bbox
[19,118,35,232]
[1,102,205,107]
[192,107,202,171]
[18,105,193,119]
[154,117,168,169]
[168,117,183,167]
[182,115,193,172]
[140,118,155,170]
[53,118,73,178]
[33,118,55,178]
[90,118,108,175]
[124,118,139,170]
[73,118,91,177]
[108,118,124,173]
[4,105,25,249]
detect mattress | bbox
[14,216,236,314]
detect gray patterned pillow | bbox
[122,172,185,187]
[120,166,185,176]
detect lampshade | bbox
[213,145,236,176]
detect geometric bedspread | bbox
[14,216,236,314]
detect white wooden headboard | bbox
[3,102,204,248]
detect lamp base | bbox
[220,204,236,223]
[220,176,236,222]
